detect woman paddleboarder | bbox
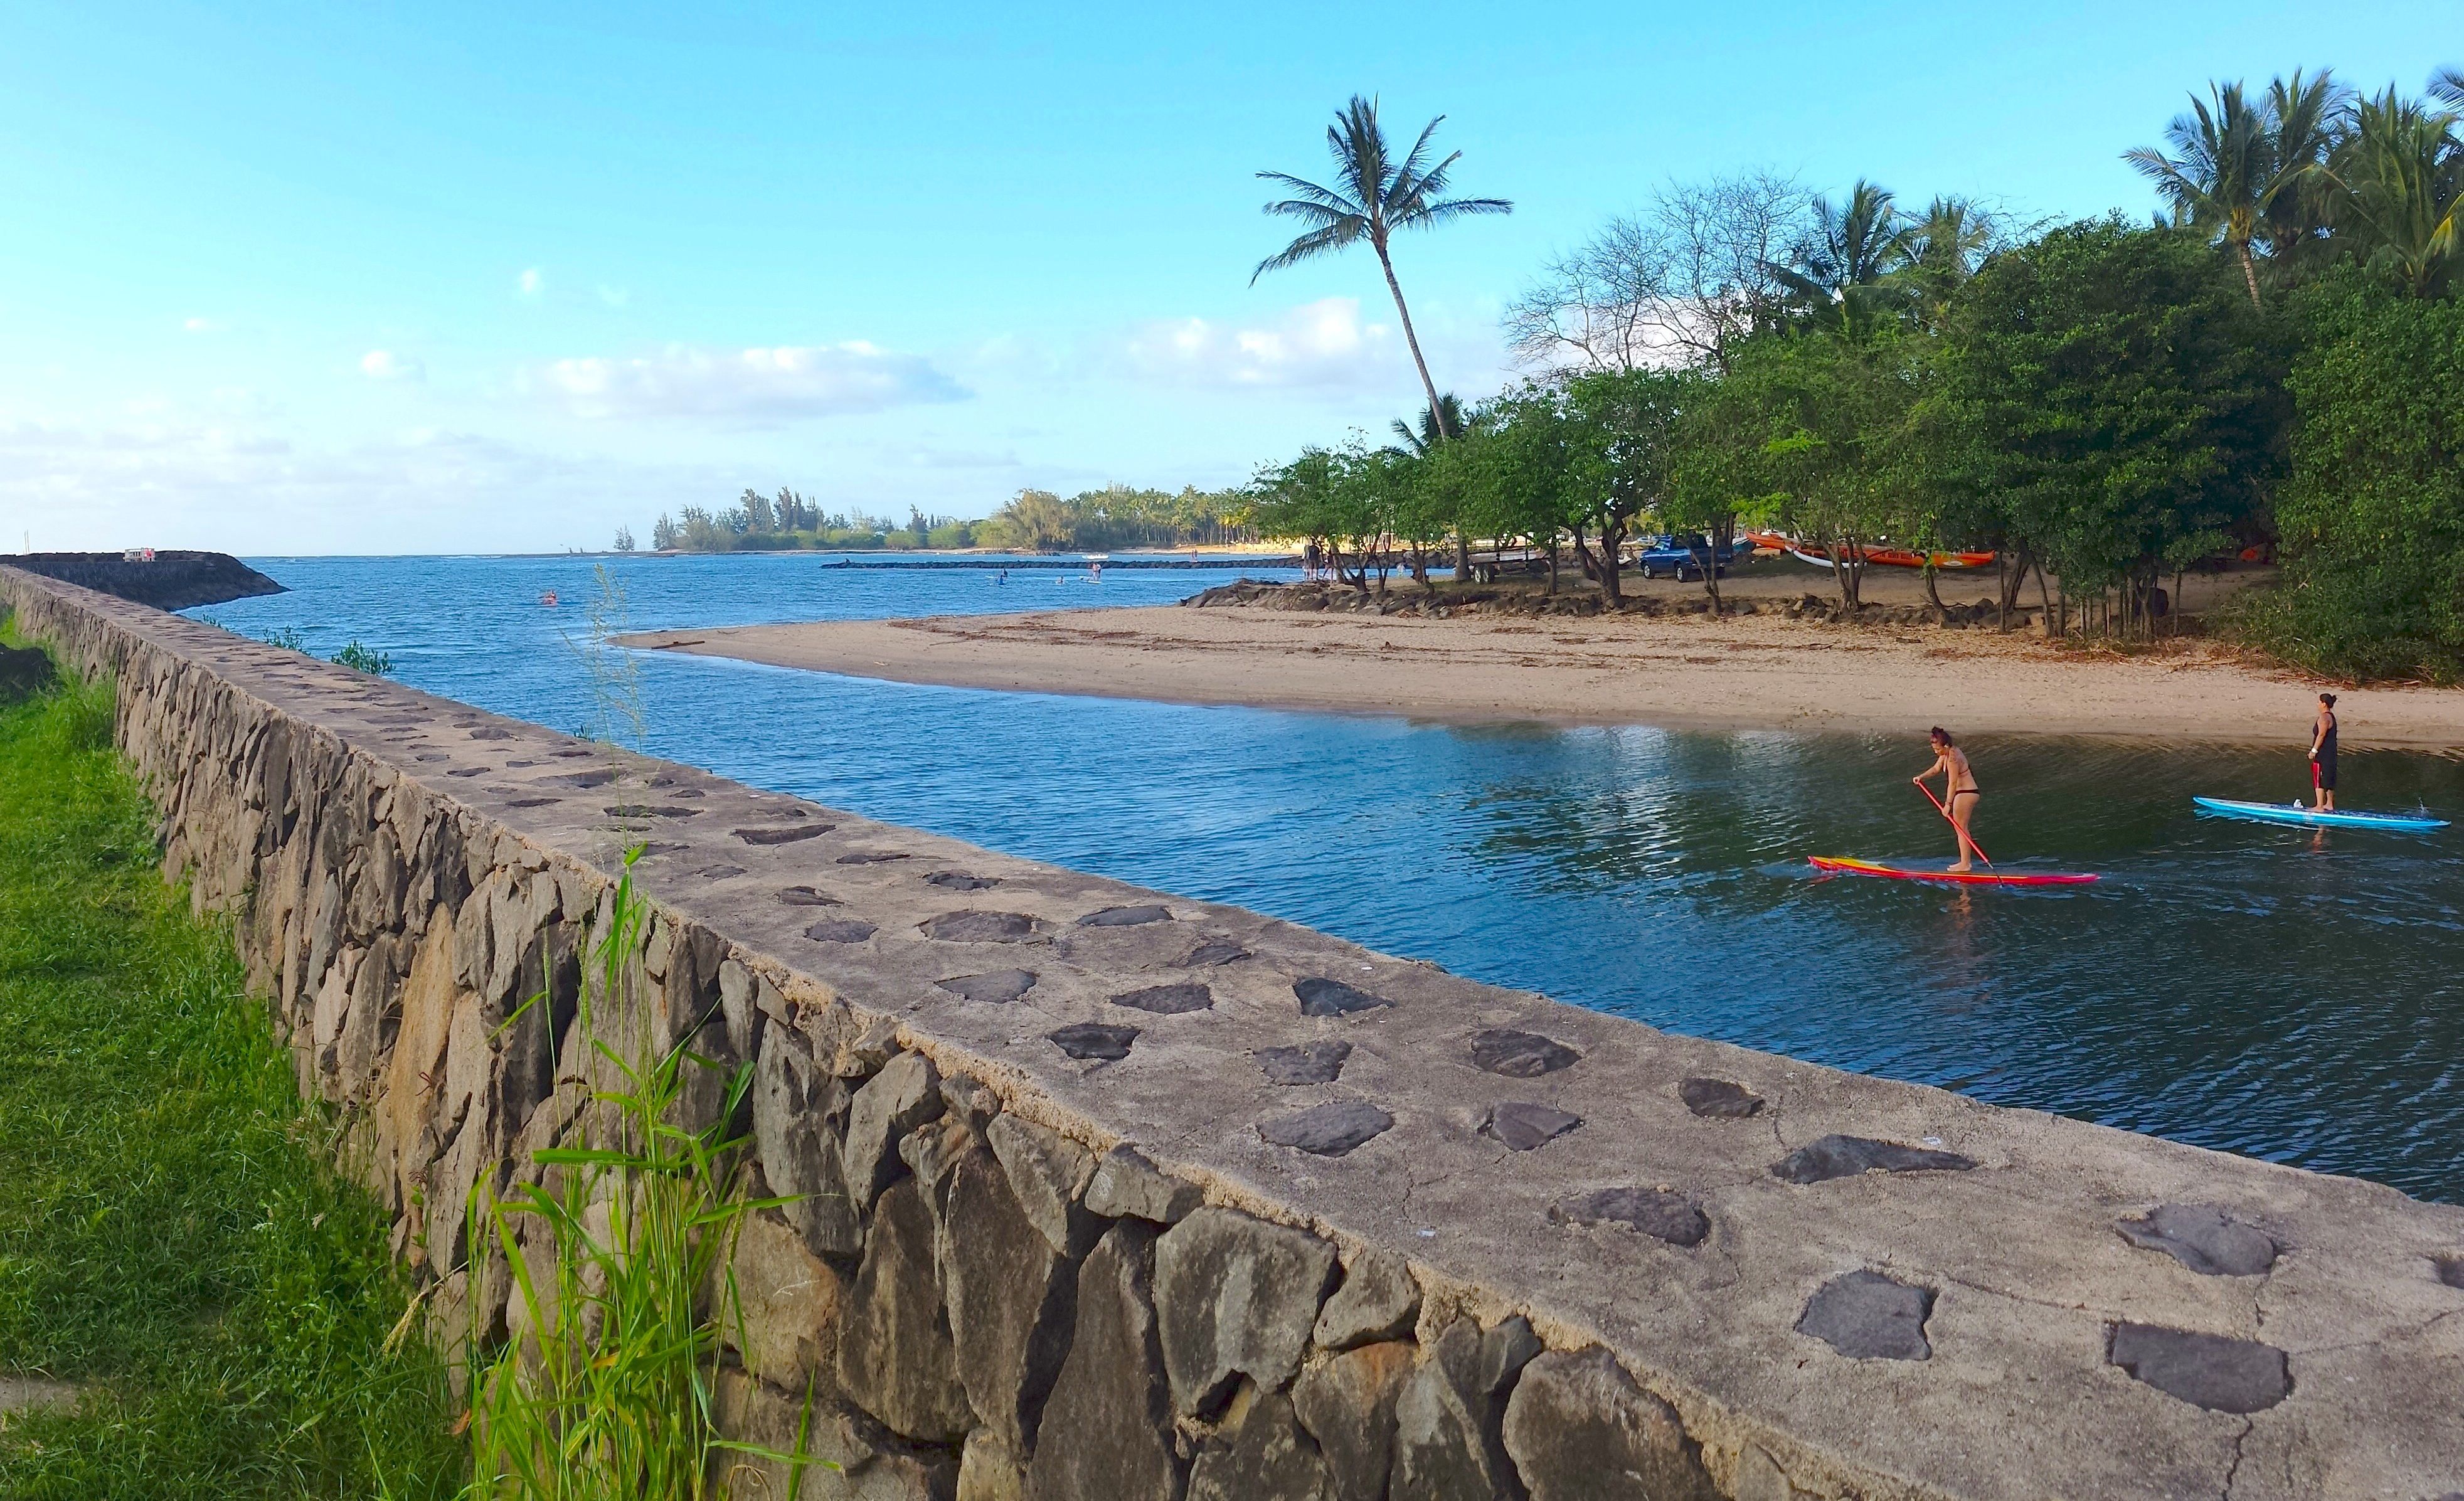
[2307,693,2339,812]
[1913,727,1984,872]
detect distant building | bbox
[122,547,157,563]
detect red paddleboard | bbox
[1808,856,2099,887]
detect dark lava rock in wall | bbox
[10,551,286,612]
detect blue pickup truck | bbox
[1635,534,1753,581]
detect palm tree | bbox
[2257,70,2350,275]
[1770,180,1912,338]
[2320,87,2463,297]
[1255,96,1511,442]
[1891,196,1996,327]
[2434,67,2463,110]
[2127,80,2315,307]
[1390,393,1465,455]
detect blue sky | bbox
[4,1,2455,554]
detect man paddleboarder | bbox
[1913,727,1984,872]
[2307,693,2339,812]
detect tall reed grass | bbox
[458,852,817,1500]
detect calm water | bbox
[194,554,2464,1202]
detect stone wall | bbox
[6,564,2460,1501]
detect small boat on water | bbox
[1809,856,2099,887]
[1746,532,1997,570]
[539,590,559,607]
[2191,797,2449,833]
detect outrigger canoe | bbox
[2191,797,2450,833]
[1746,533,1997,570]
[1808,856,2100,887]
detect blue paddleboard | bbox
[2192,797,2449,832]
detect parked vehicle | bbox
[1636,534,1751,581]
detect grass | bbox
[464,852,814,1500]
[0,649,462,1498]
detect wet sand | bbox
[615,605,2464,749]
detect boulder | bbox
[1388,1316,1539,1501]
[1024,1223,1182,1501]
[986,1114,1100,1258]
[1189,1389,1338,1501]
[846,1051,943,1210]
[1500,1349,1717,1501]
[757,1034,864,1258]
[711,1369,959,1500]
[1312,1248,1420,1350]
[956,1429,1026,1501]
[836,1179,975,1443]
[721,1210,841,1388]
[939,1149,1077,1456]
[1155,1207,1339,1416]
[1292,1340,1416,1501]
[1084,1144,1202,1225]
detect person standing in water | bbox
[1913,727,1984,872]
[2307,692,2339,811]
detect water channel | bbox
[193,553,2464,1202]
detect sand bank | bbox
[615,605,2464,749]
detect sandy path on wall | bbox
[613,605,2464,750]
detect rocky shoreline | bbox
[1182,577,2019,628]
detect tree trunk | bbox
[1454,529,1470,581]
[1596,519,1625,605]
[1570,522,1598,583]
[1544,540,1560,593]
[2236,239,2263,310]
[1704,517,1732,617]
[1921,563,1946,623]
[1375,243,1454,440]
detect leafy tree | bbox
[649,515,678,551]
[1713,330,1924,610]
[1255,95,1511,438]
[1246,447,1348,576]
[1933,219,2288,632]
[2243,271,2464,679]
[1560,367,1690,605]
[610,527,635,553]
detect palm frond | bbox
[1401,195,1514,230]
[1251,223,1360,284]
[1256,170,1362,216]
[2430,66,2463,111]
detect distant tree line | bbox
[640,490,977,552]
[1245,67,2464,679]
[633,482,1257,556]
[974,485,1256,551]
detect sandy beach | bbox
[615,603,2464,749]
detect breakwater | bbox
[5,562,2460,1500]
[11,549,285,610]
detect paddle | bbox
[1916,780,1993,867]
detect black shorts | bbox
[2313,757,2337,791]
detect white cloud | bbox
[1113,297,1406,390]
[182,316,225,334]
[359,349,425,382]
[0,417,723,554]
[597,284,630,307]
[534,342,967,424]
[518,267,544,297]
